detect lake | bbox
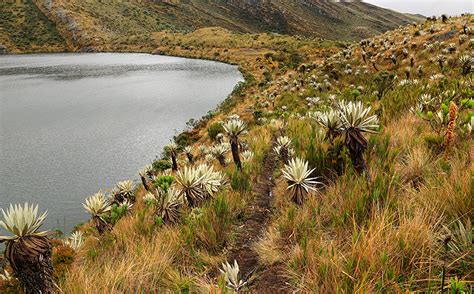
[0,53,243,235]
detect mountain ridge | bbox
[1,0,424,53]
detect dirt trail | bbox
[225,137,292,293]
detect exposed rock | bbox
[55,8,82,42]
[0,44,9,55]
[81,46,98,53]
[44,0,52,11]
[430,30,459,42]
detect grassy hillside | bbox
[1,0,423,53]
[1,14,472,293]
[0,0,67,53]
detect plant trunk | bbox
[230,137,242,170]
[171,154,178,171]
[186,153,194,164]
[440,236,451,293]
[372,62,378,71]
[185,191,196,207]
[349,149,368,175]
[281,148,289,164]
[346,129,369,175]
[93,216,109,235]
[217,155,227,167]
[5,236,55,294]
[289,183,306,205]
[141,176,149,191]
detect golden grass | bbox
[408,157,473,221]
[384,115,426,150]
[255,81,473,290]
[395,144,433,188]
[253,228,284,266]
[62,225,179,292]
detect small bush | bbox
[152,159,172,171]
[373,71,396,99]
[263,52,274,59]
[174,130,199,147]
[52,244,76,280]
[423,134,444,154]
[207,122,224,141]
[153,175,174,192]
[182,195,236,253]
[287,52,304,68]
[103,203,129,225]
[253,109,264,123]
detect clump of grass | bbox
[288,238,342,291]
[253,228,284,266]
[229,169,251,194]
[409,158,472,220]
[396,145,432,188]
[182,193,241,254]
[60,227,179,292]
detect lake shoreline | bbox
[1,28,326,238]
[0,53,244,235]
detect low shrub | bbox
[153,175,174,191]
[207,122,225,141]
[52,244,76,280]
[182,195,237,253]
[153,159,172,172]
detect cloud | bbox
[364,0,473,16]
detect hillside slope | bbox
[2,0,422,52]
[0,0,67,53]
[1,14,472,293]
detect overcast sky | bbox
[364,0,473,16]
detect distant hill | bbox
[1,0,423,53]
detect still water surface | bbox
[0,53,242,234]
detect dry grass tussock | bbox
[253,228,284,266]
[61,224,179,292]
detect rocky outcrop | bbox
[32,0,83,49]
[0,44,9,55]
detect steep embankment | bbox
[1,0,423,53]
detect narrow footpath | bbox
[226,137,292,293]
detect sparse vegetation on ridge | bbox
[0,0,423,55]
[1,13,473,294]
